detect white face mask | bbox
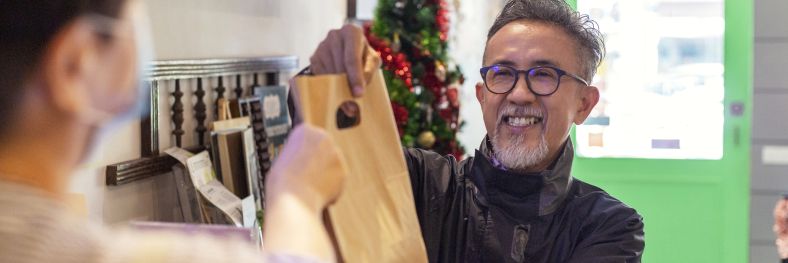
[114,0,154,126]
[86,0,154,125]
[77,1,155,164]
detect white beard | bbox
[491,125,549,172]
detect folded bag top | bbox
[293,70,428,263]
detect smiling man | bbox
[310,0,644,262]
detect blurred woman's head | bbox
[0,0,152,190]
[0,0,149,143]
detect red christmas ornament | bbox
[391,102,409,136]
[435,0,450,42]
[438,107,454,121]
[446,87,459,108]
[391,102,409,124]
[421,74,441,96]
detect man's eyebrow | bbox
[532,59,559,67]
[486,59,562,68]
[487,59,517,67]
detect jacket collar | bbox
[473,136,574,216]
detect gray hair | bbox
[487,0,605,81]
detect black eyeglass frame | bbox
[479,64,590,96]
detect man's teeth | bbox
[507,116,540,127]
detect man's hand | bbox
[310,24,381,97]
[774,198,788,259]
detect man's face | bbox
[478,20,599,172]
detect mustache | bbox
[496,104,545,125]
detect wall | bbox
[750,0,788,261]
[450,0,506,151]
[68,0,347,225]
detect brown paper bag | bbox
[293,70,428,262]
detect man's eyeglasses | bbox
[479,64,589,96]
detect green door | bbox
[567,0,752,262]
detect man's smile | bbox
[503,115,543,127]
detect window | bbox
[576,0,724,159]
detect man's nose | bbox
[506,73,537,105]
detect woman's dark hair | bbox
[0,0,127,138]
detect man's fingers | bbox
[341,24,366,97]
[311,30,341,75]
[310,25,380,97]
[310,40,331,74]
[309,53,326,75]
[328,30,346,75]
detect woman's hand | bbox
[774,198,788,259]
[265,124,346,212]
[263,124,346,262]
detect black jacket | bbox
[404,138,645,263]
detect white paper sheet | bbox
[166,148,243,226]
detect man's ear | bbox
[573,85,600,125]
[475,81,485,105]
[40,20,100,118]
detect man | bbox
[310,0,645,262]
[0,0,344,262]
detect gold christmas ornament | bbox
[392,33,402,53]
[435,61,447,82]
[417,130,436,148]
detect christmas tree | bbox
[365,0,465,159]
